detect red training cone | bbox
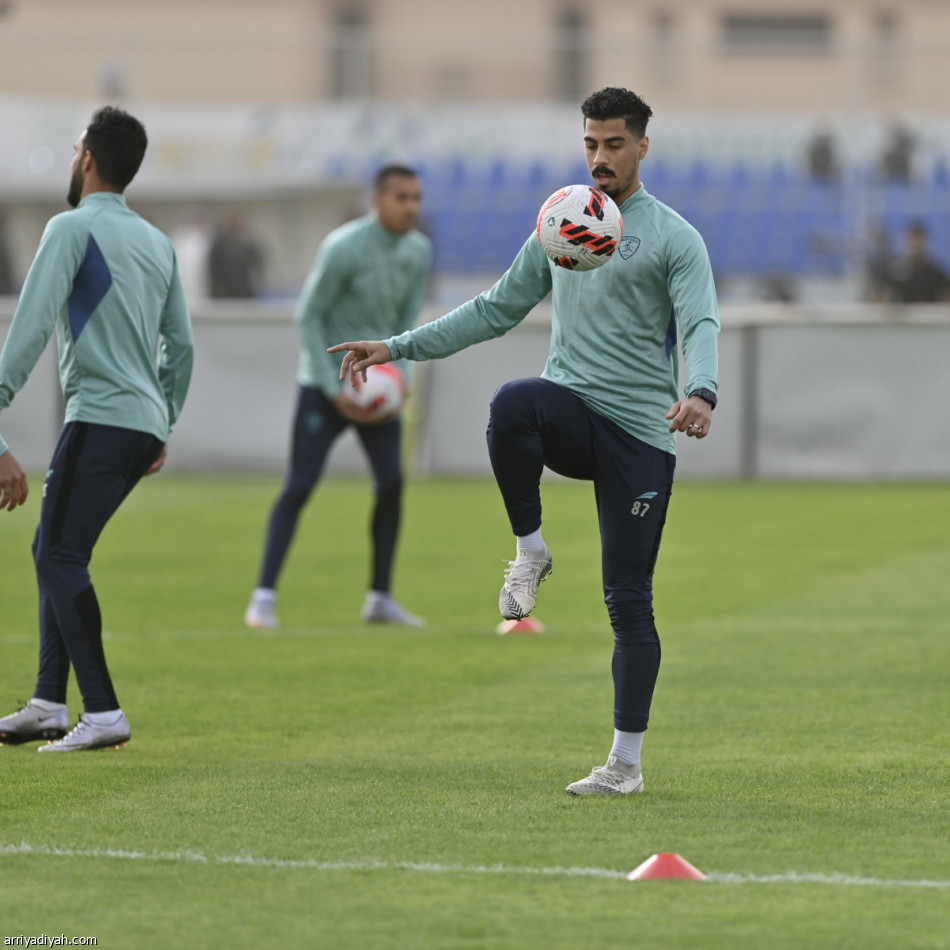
[626,853,707,882]
[495,617,545,635]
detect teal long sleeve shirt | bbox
[0,192,194,456]
[295,214,432,398]
[385,184,720,454]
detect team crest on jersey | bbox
[618,236,641,260]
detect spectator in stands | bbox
[208,211,264,299]
[805,130,838,183]
[861,221,894,302]
[761,274,797,303]
[888,221,950,303]
[879,123,915,182]
[171,208,213,303]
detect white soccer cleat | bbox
[362,592,426,627]
[38,711,131,752]
[0,700,69,745]
[499,546,553,620]
[566,755,644,796]
[245,590,278,629]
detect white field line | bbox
[2,842,949,890]
[705,871,950,890]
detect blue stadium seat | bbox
[414,154,950,277]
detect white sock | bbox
[84,709,123,726]
[517,529,546,554]
[253,587,276,605]
[610,729,644,765]
[31,697,67,712]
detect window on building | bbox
[556,9,587,101]
[720,13,833,54]
[871,12,900,87]
[654,10,679,87]
[332,7,372,99]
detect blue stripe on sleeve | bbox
[68,235,112,341]
[665,308,677,361]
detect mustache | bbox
[592,166,615,178]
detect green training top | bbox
[385,184,719,455]
[0,192,194,456]
[295,214,432,398]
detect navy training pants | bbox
[486,378,675,733]
[32,422,164,713]
[257,385,403,593]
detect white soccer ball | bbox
[341,363,407,421]
[536,184,623,272]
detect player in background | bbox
[245,165,431,629]
[0,106,194,751]
[330,88,719,795]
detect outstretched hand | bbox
[327,340,393,385]
[0,449,29,511]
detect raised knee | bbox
[489,378,537,425]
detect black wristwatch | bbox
[687,387,717,411]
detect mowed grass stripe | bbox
[1,477,948,949]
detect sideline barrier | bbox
[2,301,949,479]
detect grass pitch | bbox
[0,475,948,949]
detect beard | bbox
[66,166,83,208]
[591,166,620,199]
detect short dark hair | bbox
[373,163,418,192]
[83,106,148,191]
[581,87,653,138]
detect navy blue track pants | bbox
[257,385,403,593]
[486,378,675,733]
[32,422,164,713]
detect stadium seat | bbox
[414,154,950,278]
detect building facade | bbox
[0,0,949,113]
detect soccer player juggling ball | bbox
[0,107,195,751]
[330,87,720,795]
